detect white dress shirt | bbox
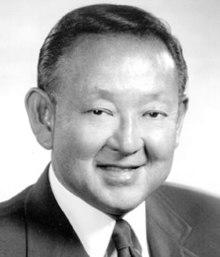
[49,166,149,257]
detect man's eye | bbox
[144,111,167,118]
[92,109,104,115]
[88,109,113,116]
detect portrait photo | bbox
[0,0,219,256]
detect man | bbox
[0,3,219,257]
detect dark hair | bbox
[38,4,188,102]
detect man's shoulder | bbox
[157,183,220,240]
[0,186,32,255]
[149,184,220,256]
[159,183,220,214]
[0,186,31,218]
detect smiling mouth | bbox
[96,164,143,185]
[96,164,142,172]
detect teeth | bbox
[98,166,138,172]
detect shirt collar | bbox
[49,165,148,257]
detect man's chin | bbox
[96,196,146,217]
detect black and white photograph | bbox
[0,0,219,256]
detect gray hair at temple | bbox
[38,4,188,103]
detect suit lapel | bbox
[146,188,199,257]
[25,167,89,257]
[24,166,202,257]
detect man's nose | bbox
[106,116,143,155]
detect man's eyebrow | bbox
[86,88,173,105]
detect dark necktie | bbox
[112,219,142,257]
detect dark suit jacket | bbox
[0,166,219,257]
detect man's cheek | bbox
[146,129,176,159]
[65,134,100,160]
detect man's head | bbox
[25,4,188,217]
[38,4,188,102]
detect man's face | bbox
[51,35,185,216]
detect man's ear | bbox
[175,96,188,147]
[25,88,55,150]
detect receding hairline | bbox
[37,4,188,103]
[61,32,171,56]
[53,33,179,98]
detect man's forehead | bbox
[53,34,178,106]
[78,86,176,103]
[58,33,175,74]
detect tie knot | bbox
[112,219,142,257]
[113,219,132,250]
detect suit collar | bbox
[146,187,199,257]
[25,166,89,257]
[24,166,199,257]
